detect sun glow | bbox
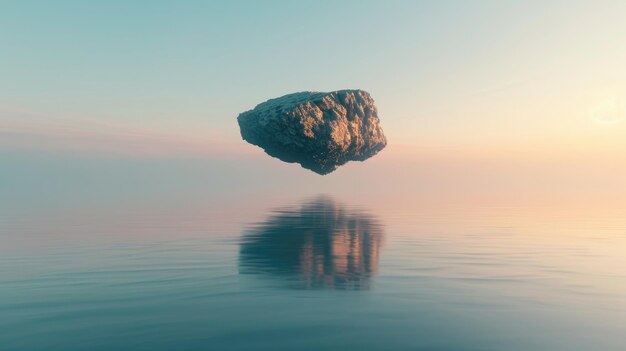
[590,96,625,126]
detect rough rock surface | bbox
[237,89,387,175]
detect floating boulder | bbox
[237,89,387,175]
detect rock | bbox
[237,89,387,175]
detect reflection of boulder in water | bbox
[239,196,384,290]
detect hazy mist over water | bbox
[1,153,625,350]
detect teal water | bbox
[1,155,625,350]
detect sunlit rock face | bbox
[237,90,387,175]
[239,197,384,290]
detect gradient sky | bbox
[2,0,626,223]
[1,0,625,156]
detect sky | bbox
[1,1,625,180]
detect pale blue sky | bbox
[1,0,625,153]
[1,1,625,216]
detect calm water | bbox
[1,156,625,350]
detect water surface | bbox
[1,157,625,351]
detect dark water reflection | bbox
[239,196,384,290]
